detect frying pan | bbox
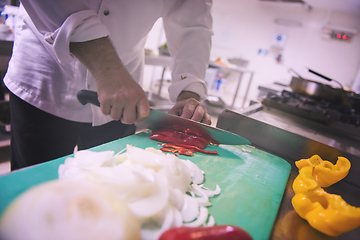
[289,68,351,106]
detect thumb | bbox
[135,96,150,123]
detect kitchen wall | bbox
[143,0,360,109]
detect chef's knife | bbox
[77,90,251,145]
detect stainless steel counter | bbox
[216,105,360,239]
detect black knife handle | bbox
[308,68,332,82]
[77,90,100,107]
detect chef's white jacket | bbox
[4,0,213,125]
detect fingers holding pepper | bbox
[168,91,212,125]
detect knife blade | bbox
[77,90,251,145]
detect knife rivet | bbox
[104,10,110,16]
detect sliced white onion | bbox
[203,215,215,227]
[126,144,167,171]
[58,150,115,180]
[182,159,204,184]
[183,207,209,227]
[102,148,127,166]
[0,180,141,240]
[196,197,212,207]
[58,162,88,180]
[111,152,128,165]
[173,208,183,227]
[8,145,222,239]
[127,173,169,218]
[192,184,222,198]
[181,195,199,222]
[144,147,164,154]
[75,150,114,170]
[158,156,192,193]
[141,204,178,240]
[203,185,222,197]
[168,188,184,210]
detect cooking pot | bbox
[290,77,345,102]
[289,69,351,106]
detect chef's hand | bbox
[96,66,150,124]
[168,91,211,125]
[70,37,150,124]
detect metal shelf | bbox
[144,55,255,109]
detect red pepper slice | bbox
[151,132,206,149]
[164,143,218,155]
[152,129,189,139]
[177,148,195,156]
[160,148,177,153]
[160,144,195,156]
[150,134,183,145]
[172,125,204,136]
[150,127,219,155]
[156,126,219,145]
[159,226,253,240]
[153,129,209,148]
[172,125,220,145]
[161,144,182,150]
[182,137,206,149]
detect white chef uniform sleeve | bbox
[19,1,109,65]
[162,0,213,102]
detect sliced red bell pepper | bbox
[150,134,183,145]
[177,148,195,156]
[159,226,253,240]
[182,137,206,149]
[163,143,218,155]
[150,127,219,155]
[160,144,195,156]
[159,147,177,153]
[150,131,207,149]
[152,129,188,139]
[172,125,220,145]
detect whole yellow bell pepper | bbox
[292,156,360,237]
[295,155,351,187]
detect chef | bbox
[4,0,213,170]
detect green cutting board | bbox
[0,132,290,240]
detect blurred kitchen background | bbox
[1,0,360,174]
[142,0,360,114]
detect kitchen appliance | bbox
[76,90,251,146]
[262,89,360,137]
[0,132,291,240]
[289,76,349,104]
[290,68,353,105]
[284,69,360,133]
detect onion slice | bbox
[0,180,141,240]
[183,207,209,227]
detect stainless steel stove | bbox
[262,90,360,137]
